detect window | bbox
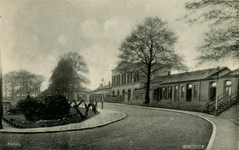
[225,80,232,96]
[128,73,132,83]
[122,74,126,84]
[165,87,168,99]
[112,76,116,86]
[117,90,120,97]
[168,86,172,100]
[181,86,185,98]
[117,75,120,85]
[154,88,159,99]
[194,85,198,98]
[134,71,139,82]
[162,87,165,99]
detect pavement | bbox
[0,108,127,134]
[0,103,238,150]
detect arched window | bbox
[225,80,232,96]
[194,85,198,98]
[181,86,185,98]
[168,86,172,100]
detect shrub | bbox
[41,95,70,120]
[15,95,70,121]
[16,97,38,121]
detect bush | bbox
[123,100,207,112]
[41,95,70,120]
[16,97,39,121]
[16,95,70,121]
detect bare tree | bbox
[118,17,186,104]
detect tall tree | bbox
[49,52,89,100]
[118,17,185,104]
[184,0,239,62]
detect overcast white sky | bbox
[1,0,238,91]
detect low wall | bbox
[103,97,124,103]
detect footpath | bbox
[0,108,126,134]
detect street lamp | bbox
[101,78,104,109]
[215,66,220,116]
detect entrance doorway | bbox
[128,89,131,101]
[209,82,217,101]
[186,84,192,101]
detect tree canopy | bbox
[3,70,44,99]
[118,17,186,103]
[184,0,239,62]
[49,52,89,100]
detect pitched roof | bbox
[13,86,34,94]
[151,67,229,85]
[222,68,239,77]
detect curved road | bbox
[0,103,212,150]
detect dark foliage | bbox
[16,95,70,121]
[16,97,38,121]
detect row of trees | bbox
[3,70,45,100]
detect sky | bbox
[1,0,239,91]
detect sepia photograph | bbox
[0,0,238,149]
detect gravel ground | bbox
[0,103,212,150]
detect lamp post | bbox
[215,66,220,116]
[101,78,104,109]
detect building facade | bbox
[150,67,239,103]
[111,62,170,101]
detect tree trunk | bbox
[145,75,151,104]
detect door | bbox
[210,82,217,101]
[186,84,192,101]
[128,89,131,101]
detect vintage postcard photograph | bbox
[0,0,238,149]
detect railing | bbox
[206,90,239,114]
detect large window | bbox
[168,86,172,100]
[117,75,120,85]
[134,71,139,82]
[194,85,198,98]
[112,76,115,86]
[128,73,132,83]
[181,86,185,98]
[162,87,165,99]
[154,88,159,100]
[122,74,126,84]
[225,80,232,95]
